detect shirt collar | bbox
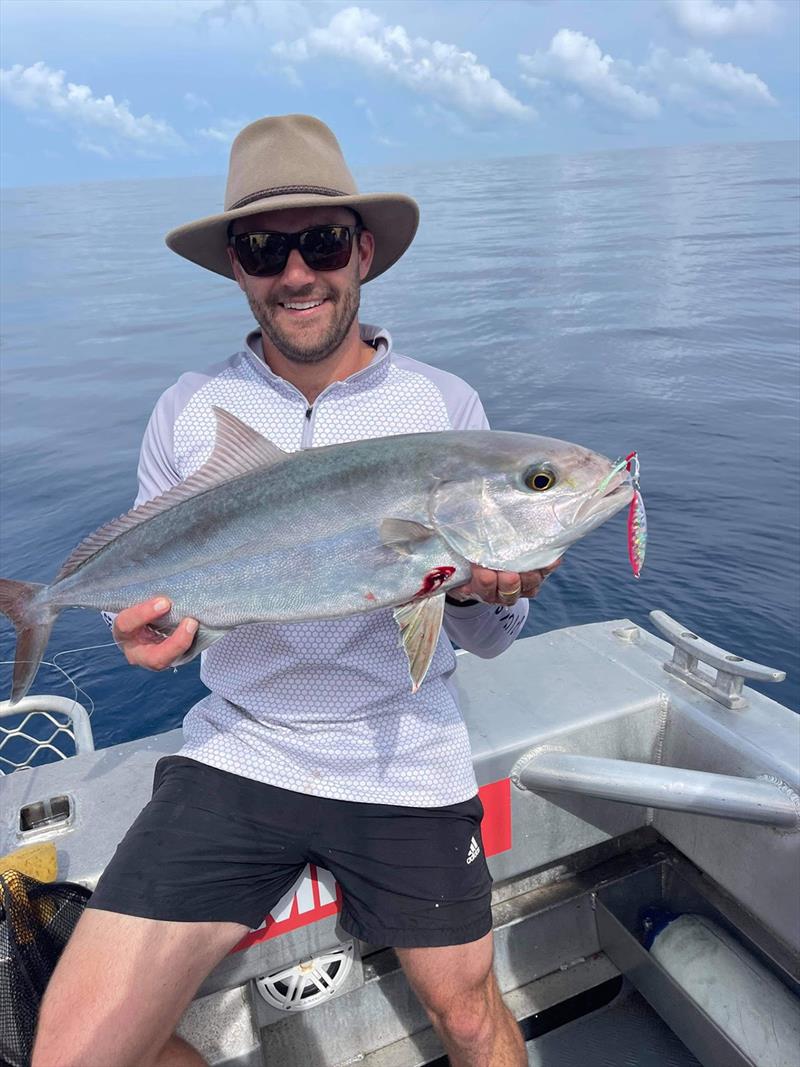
[243,324,392,393]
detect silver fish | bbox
[0,409,634,703]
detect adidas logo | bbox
[466,836,481,864]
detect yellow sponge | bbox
[0,841,58,882]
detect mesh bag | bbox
[0,871,91,1067]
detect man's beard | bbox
[246,276,361,365]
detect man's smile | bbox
[277,297,330,317]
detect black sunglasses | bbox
[229,224,360,277]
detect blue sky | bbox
[1,0,798,188]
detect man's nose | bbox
[280,248,318,287]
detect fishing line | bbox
[0,641,118,719]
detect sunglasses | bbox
[229,224,360,277]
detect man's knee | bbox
[424,970,501,1045]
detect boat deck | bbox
[525,982,700,1067]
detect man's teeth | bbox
[283,300,324,310]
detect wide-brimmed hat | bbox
[165,114,419,283]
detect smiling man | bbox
[32,114,558,1067]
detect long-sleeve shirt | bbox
[132,324,528,806]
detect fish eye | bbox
[524,466,557,492]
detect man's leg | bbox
[32,907,247,1067]
[397,932,525,1067]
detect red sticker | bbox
[479,777,513,857]
[232,864,342,953]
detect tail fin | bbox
[0,579,55,704]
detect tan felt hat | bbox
[165,114,419,283]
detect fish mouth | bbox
[577,475,634,524]
[579,482,634,523]
[556,470,634,530]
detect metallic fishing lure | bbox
[598,451,647,578]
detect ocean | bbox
[1,138,798,748]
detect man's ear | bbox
[357,229,375,282]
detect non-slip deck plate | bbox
[526,983,700,1067]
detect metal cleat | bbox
[649,610,786,710]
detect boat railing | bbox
[0,695,95,775]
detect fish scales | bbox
[48,434,471,623]
[0,413,637,702]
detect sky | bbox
[1,0,798,188]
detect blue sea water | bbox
[1,139,798,749]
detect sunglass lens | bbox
[236,233,289,276]
[300,226,353,271]
[234,226,354,276]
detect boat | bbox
[1,609,799,1066]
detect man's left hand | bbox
[453,559,563,606]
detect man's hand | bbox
[452,559,563,607]
[112,597,198,670]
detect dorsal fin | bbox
[55,408,289,582]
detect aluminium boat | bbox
[1,609,799,1066]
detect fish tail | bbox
[0,579,55,705]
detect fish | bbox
[0,408,635,704]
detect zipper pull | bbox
[305,406,313,420]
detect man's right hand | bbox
[112,597,198,670]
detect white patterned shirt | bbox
[133,325,528,806]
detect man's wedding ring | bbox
[498,584,522,603]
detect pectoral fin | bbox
[151,623,229,666]
[393,594,445,693]
[380,517,435,555]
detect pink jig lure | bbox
[598,452,647,578]
[624,452,646,579]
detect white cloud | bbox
[78,140,113,159]
[520,28,776,126]
[280,65,303,89]
[414,102,471,138]
[644,46,776,104]
[197,117,251,145]
[274,6,532,123]
[520,30,661,120]
[184,91,209,110]
[354,96,402,147]
[642,46,776,113]
[666,0,778,38]
[0,61,182,154]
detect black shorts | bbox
[88,756,493,948]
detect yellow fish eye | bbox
[525,466,556,492]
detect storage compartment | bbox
[595,857,800,1067]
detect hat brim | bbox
[165,192,419,284]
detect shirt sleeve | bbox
[134,388,183,505]
[443,598,528,657]
[440,382,530,657]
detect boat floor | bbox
[525,983,701,1067]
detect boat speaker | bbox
[254,942,355,1012]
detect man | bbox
[33,114,558,1067]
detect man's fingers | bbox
[516,559,563,598]
[467,565,497,602]
[496,570,523,605]
[113,598,199,671]
[461,560,565,606]
[127,617,198,670]
[131,618,198,670]
[113,597,172,639]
